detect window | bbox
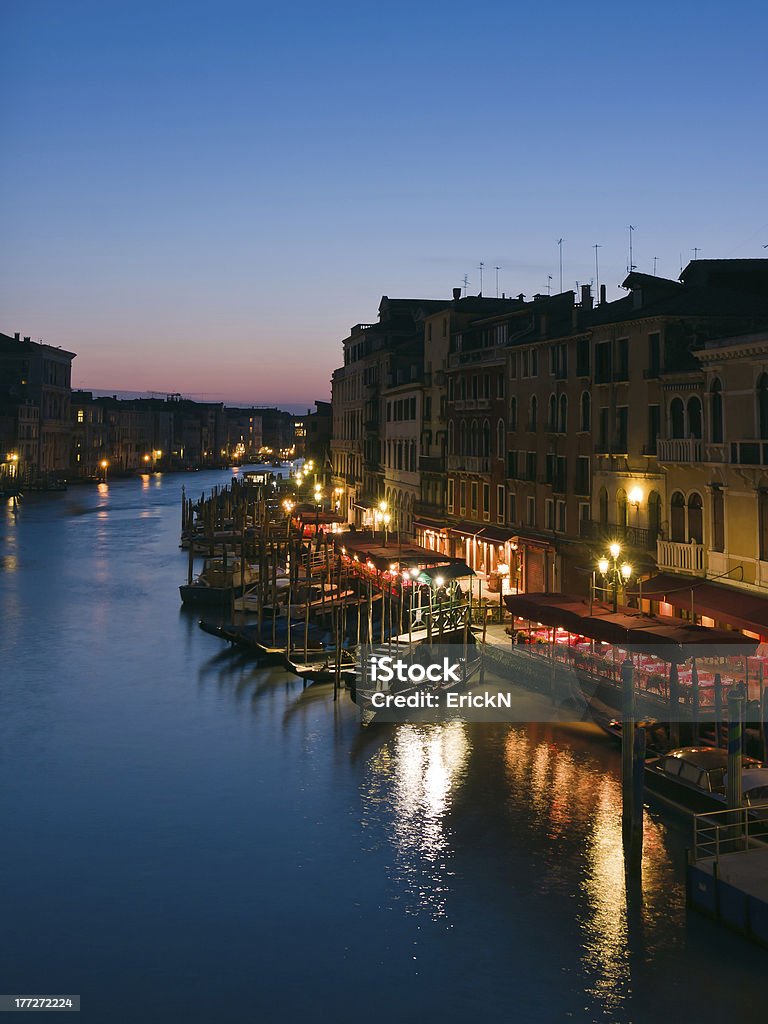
[599,408,610,451]
[510,352,517,378]
[448,420,454,454]
[460,481,467,514]
[758,376,768,440]
[595,342,612,383]
[688,492,703,543]
[647,406,660,455]
[545,498,555,530]
[529,396,538,431]
[526,451,537,482]
[760,492,768,562]
[471,482,478,515]
[575,456,590,495]
[77,409,84,423]
[711,379,723,444]
[576,338,591,377]
[497,375,505,399]
[615,338,629,381]
[497,485,505,523]
[482,483,490,521]
[616,488,628,528]
[648,333,660,377]
[687,397,702,439]
[598,486,608,523]
[648,491,662,538]
[526,496,536,527]
[447,478,454,513]
[497,419,505,458]
[509,491,517,525]
[712,488,724,552]
[531,349,538,377]
[616,407,628,453]
[509,396,518,431]
[549,346,558,375]
[521,351,529,378]
[548,394,557,431]
[558,395,568,433]
[483,374,490,400]
[507,450,518,478]
[670,491,685,542]
[580,392,590,432]
[557,500,566,533]
[579,502,590,534]
[670,397,685,438]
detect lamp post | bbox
[283,498,295,542]
[378,500,389,545]
[100,458,109,484]
[596,542,632,613]
[314,485,323,539]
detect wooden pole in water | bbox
[691,657,700,745]
[714,672,724,747]
[621,657,637,853]
[727,685,744,812]
[761,680,768,764]
[187,533,194,585]
[286,535,292,659]
[627,724,646,873]
[271,539,277,647]
[304,545,310,663]
[668,661,680,749]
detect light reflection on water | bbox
[1,472,765,1024]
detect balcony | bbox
[447,455,491,474]
[579,520,658,551]
[656,538,705,574]
[657,437,702,463]
[419,455,445,473]
[447,348,506,369]
[451,397,492,411]
[730,440,768,466]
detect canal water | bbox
[1,470,764,1023]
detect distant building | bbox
[222,408,263,462]
[0,331,76,483]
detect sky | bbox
[1,0,767,407]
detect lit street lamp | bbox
[596,542,632,612]
[100,458,109,483]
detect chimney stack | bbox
[600,284,607,305]
[452,287,462,302]
[14,332,20,340]
[23,336,31,343]
[580,284,593,310]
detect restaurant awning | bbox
[413,515,448,532]
[448,520,485,537]
[628,573,768,637]
[418,562,475,584]
[446,521,517,544]
[504,592,758,662]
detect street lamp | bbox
[596,542,632,612]
[100,458,109,483]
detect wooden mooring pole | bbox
[622,657,643,871]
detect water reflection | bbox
[363,723,470,919]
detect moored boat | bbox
[644,746,768,815]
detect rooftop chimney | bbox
[14,332,20,340]
[23,336,31,343]
[600,284,607,305]
[517,293,525,302]
[452,287,462,302]
[580,284,593,310]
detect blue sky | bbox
[1,0,766,406]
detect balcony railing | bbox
[447,454,491,474]
[451,397,492,411]
[419,455,445,473]
[657,437,702,463]
[730,440,768,466]
[657,538,705,574]
[579,520,658,551]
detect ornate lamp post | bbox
[596,542,633,612]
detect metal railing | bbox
[693,804,768,864]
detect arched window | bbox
[687,396,702,439]
[648,491,662,538]
[670,397,685,438]
[670,491,686,542]
[598,486,608,524]
[482,420,491,457]
[558,395,568,433]
[758,375,768,440]
[616,487,628,528]
[509,396,518,432]
[548,394,557,430]
[580,391,590,432]
[470,419,479,456]
[710,379,723,444]
[459,420,467,455]
[688,492,703,543]
[497,419,505,457]
[448,420,455,455]
[529,396,537,430]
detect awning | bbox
[478,525,517,544]
[413,515,448,532]
[504,591,758,662]
[448,520,485,538]
[628,573,768,637]
[418,562,475,584]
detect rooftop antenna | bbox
[627,225,637,273]
[478,261,484,295]
[495,266,501,298]
[462,274,469,297]
[653,256,658,276]
[692,247,702,260]
[547,274,553,296]
[593,243,602,301]
[557,238,564,293]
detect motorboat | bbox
[179,557,258,607]
[645,746,768,814]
